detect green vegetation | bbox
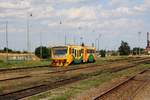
[0,47,27,54]
[118,41,131,55]
[28,63,150,100]
[35,46,51,59]
[100,50,106,57]
[0,60,50,69]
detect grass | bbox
[27,63,150,100]
[0,60,50,69]
[0,56,128,69]
[95,56,129,65]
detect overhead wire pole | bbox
[6,21,8,63]
[78,27,82,45]
[73,36,76,45]
[80,37,83,45]
[40,31,42,59]
[95,39,97,49]
[138,32,141,56]
[27,14,29,60]
[27,13,32,60]
[98,34,101,51]
[93,30,97,48]
[65,33,67,45]
[59,20,67,45]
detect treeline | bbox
[0,41,149,59]
[0,47,28,54]
[34,46,51,59]
[98,41,148,57]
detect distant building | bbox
[0,53,40,61]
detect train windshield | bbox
[53,48,67,55]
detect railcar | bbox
[51,45,96,67]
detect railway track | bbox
[0,58,149,100]
[0,76,85,100]
[0,65,50,73]
[93,69,150,100]
[0,75,31,82]
[0,57,149,83]
[0,57,146,73]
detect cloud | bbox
[0,0,149,50]
[0,1,30,9]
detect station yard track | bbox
[0,65,49,73]
[93,69,150,100]
[0,58,150,100]
[0,57,146,73]
[0,57,149,83]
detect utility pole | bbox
[138,32,141,56]
[65,33,67,45]
[73,36,76,45]
[6,21,8,63]
[80,37,83,45]
[27,15,29,54]
[95,39,98,49]
[59,20,67,45]
[98,34,101,51]
[27,13,32,60]
[40,31,42,59]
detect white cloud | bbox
[0,0,149,50]
[60,6,98,20]
[0,1,30,9]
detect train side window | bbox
[76,50,78,57]
[75,49,77,57]
[81,49,84,53]
[72,49,75,54]
[69,48,71,54]
[87,49,90,53]
[79,50,82,56]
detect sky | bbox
[0,0,150,51]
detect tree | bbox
[35,46,51,59]
[118,41,131,55]
[100,50,106,57]
[3,47,12,53]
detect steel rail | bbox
[93,69,149,100]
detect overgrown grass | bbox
[95,56,128,65]
[27,63,150,100]
[0,56,127,69]
[0,60,50,69]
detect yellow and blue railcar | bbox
[51,45,96,67]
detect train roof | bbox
[51,45,96,49]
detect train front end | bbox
[51,46,69,67]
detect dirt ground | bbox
[133,70,150,100]
[73,69,150,100]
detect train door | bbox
[83,48,87,62]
